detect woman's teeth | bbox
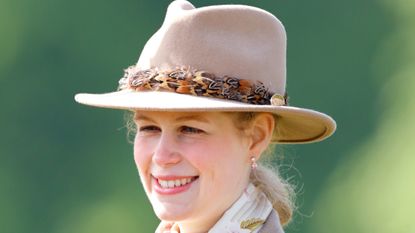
[157,177,194,188]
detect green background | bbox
[1,0,414,232]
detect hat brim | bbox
[75,90,336,144]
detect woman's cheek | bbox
[134,138,155,174]
[134,134,155,156]
[181,141,218,170]
[133,139,155,195]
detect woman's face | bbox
[133,111,252,225]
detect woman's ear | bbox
[248,113,275,159]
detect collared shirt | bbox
[165,183,284,233]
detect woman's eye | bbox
[139,126,160,132]
[180,126,204,134]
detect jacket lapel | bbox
[258,210,285,233]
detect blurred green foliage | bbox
[310,1,415,232]
[0,0,412,233]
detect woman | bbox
[75,0,336,232]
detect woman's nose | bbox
[152,133,181,167]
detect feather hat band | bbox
[75,0,336,143]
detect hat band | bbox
[117,66,287,106]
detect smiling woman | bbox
[132,111,294,232]
[74,0,335,232]
[134,112,259,231]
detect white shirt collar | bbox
[208,183,273,233]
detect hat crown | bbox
[74,0,336,144]
[136,0,287,95]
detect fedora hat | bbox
[75,0,336,143]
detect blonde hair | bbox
[230,112,296,225]
[251,164,295,225]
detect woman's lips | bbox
[152,175,199,195]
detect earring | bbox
[250,156,258,170]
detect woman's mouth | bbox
[152,175,199,195]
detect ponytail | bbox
[250,164,295,225]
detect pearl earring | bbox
[250,156,257,170]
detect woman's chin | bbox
[153,202,194,222]
[149,177,201,221]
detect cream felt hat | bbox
[75,0,336,143]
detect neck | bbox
[158,183,276,232]
[172,188,243,233]
[174,214,223,233]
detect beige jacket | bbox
[258,210,285,233]
[155,210,284,233]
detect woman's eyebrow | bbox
[175,115,210,123]
[134,115,156,123]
